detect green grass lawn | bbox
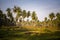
[0,29,60,40]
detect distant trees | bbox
[0,10,3,19]
[56,13,60,29]
[22,10,26,21]
[0,9,15,26]
[6,8,14,22]
[0,10,7,26]
[0,10,4,26]
[45,17,47,22]
[44,17,47,26]
[49,13,55,26]
[49,13,55,21]
[32,11,38,21]
[56,13,60,20]
[13,6,22,22]
[0,5,60,30]
[27,11,30,21]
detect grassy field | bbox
[0,26,60,40]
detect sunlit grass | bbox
[0,26,58,33]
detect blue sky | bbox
[0,0,60,21]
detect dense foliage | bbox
[0,6,60,30]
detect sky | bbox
[0,0,60,21]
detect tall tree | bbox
[13,6,22,22]
[49,13,55,26]
[56,13,60,24]
[32,11,37,21]
[56,13,60,29]
[49,13,55,21]
[56,13,60,20]
[27,11,30,21]
[22,10,26,21]
[45,17,47,22]
[6,8,14,22]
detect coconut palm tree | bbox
[56,13,60,29]
[22,10,26,21]
[32,11,36,21]
[13,6,22,22]
[49,13,55,21]
[27,11,30,22]
[49,12,55,26]
[31,11,39,26]
[56,13,60,24]
[45,17,47,22]
[56,13,60,20]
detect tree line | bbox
[0,6,60,29]
[0,6,38,26]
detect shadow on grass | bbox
[0,30,60,40]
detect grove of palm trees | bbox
[0,6,60,29]
[0,6,60,40]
